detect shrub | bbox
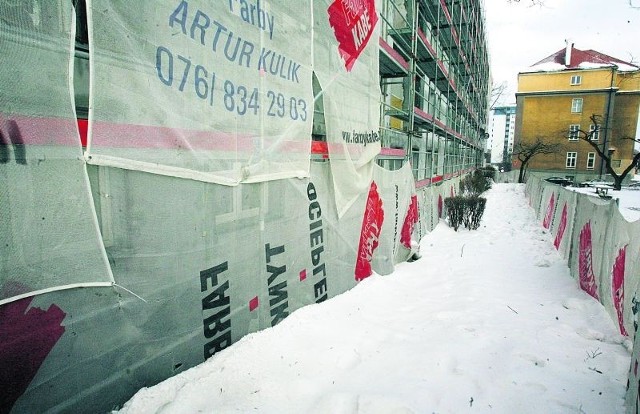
[479,165,496,181]
[459,170,492,196]
[444,196,487,231]
[463,196,486,230]
[444,196,466,231]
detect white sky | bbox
[483,0,640,104]
[117,184,635,413]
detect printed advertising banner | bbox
[0,1,112,304]
[313,0,382,216]
[624,217,640,411]
[87,0,314,184]
[549,189,577,258]
[368,164,415,276]
[569,195,613,303]
[600,208,634,337]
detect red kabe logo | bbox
[612,246,628,336]
[553,202,568,250]
[0,283,66,411]
[578,222,599,300]
[327,0,378,71]
[400,195,419,249]
[543,193,555,229]
[355,181,384,281]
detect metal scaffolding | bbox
[378,0,490,185]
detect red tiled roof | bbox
[531,45,639,70]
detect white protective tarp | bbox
[600,207,634,337]
[549,189,577,259]
[0,0,112,304]
[87,0,313,184]
[539,184,559,229]
[370,164,416,275]
[624,216,640,411]
[568,195,614,304]
[312,0,381,217]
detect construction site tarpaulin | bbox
[549,188,577,259]
[0,1,112,304]
[313,0,382,217]
[86,0,314,185]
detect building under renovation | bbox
[1,1,490,412]
[374,0,490,180]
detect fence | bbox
[524,174,640,412]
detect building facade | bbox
[488,104,516,166]
[373,0,491,183]
[514,43,640,182]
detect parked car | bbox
[545,176,573,186]
[579,179,614,188]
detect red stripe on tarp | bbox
[379,147,405,157]
[311,141,328,158]
[415,175,444,188]
[0,113,79,146]
[415,178,431,188]
[77,118,88,147]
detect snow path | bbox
[119,184,631,414]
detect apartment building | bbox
[514,43,640,182]
[488,104,516,166]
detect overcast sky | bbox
[483,0,640,105]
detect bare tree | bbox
[490,81,508,110]
[513,138,561,183]
[575,114,640,190]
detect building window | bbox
[571,98,583,113]
[566,152,577,169]
[568,124,580,140]
[589,124,599,141]
[570,75,582,85]
[586,152,596,169]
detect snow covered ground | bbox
[118,184,632,414]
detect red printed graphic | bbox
[553,202,568,250]
[0,283,66,412]
[450,186,454,198]
[327,0,378,71]
[543,193,555,229]
[355,181,384,281]
[249,296,259,311]
[578,222,599,300]
[401,195,419,249]
[612,246,628,336]
[437,195,443,219]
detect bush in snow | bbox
[459,169,492,196]
[444,196,487,231]
[479,165,497,181]
[444,196,466,231]
[463,196,486,230]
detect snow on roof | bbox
[522,62,566,73]
[521,45,640,73]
